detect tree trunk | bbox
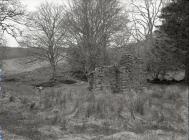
[51,63,56,81]
[185,53,189,85]
[86,59,95,91]
[87,72,94,91]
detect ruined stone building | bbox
[94,54,144,93]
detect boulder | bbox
[173,71,185,81]
[158,74,164,81]
[164,72,174,81]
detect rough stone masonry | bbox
[94,54,144,93]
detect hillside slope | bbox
[2,57,49,75]
[0,47,34,60]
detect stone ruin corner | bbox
[93,54,144,93]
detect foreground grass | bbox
[0,68,188,140]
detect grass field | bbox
[0,62,188,140]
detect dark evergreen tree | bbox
[159,0,189,84]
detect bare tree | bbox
[128,0,169,66]
[65,0,130,74]
[129,0,174,77]
[23,2,67,81]
[130,0,163,42]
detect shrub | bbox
[127,93,148,118]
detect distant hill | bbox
[0,47,34,60]
[2,57,49,75]
[0,47,68,60]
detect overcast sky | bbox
[20,0,127,11]
[20,0,64,11]
[5,0,128,47]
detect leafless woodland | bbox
[0,0,188,140]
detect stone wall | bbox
[94,54,144,93]
[94,65,121,93]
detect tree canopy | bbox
[0,0,25,37]
[65,0,130,74]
